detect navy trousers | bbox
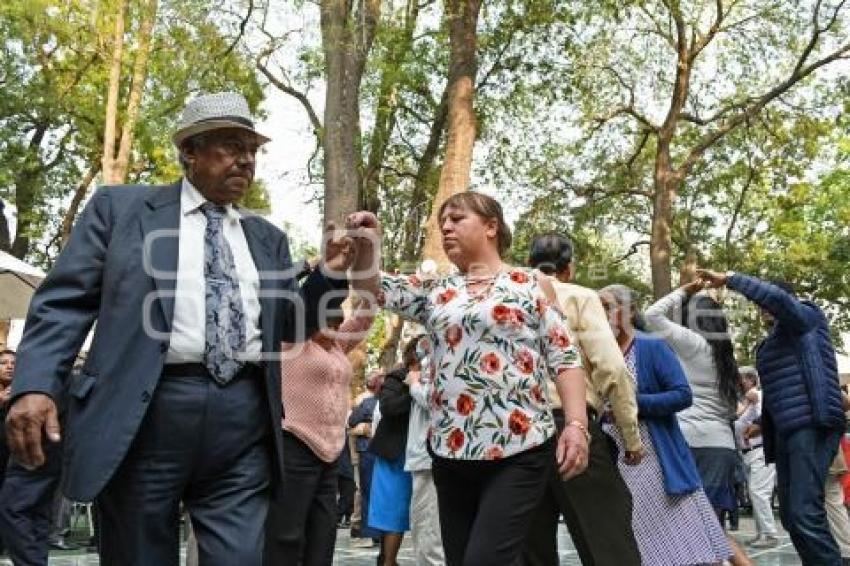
[775,426,842,565]
[0,440,63,566]
[356,451,381,540]
[98,366,272,566]
[264,431,339,566]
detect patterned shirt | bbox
[379,269,582,460]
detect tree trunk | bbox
[320,0,381,227]
[0,200,10,252]
[111,0,158,184]
[102,0,126,184]
[421,0,481,269]
[378,314,404,370]
[402,88,449,264]
[60,163,101,247]
[650,147,680,299]
[11,124,49,259]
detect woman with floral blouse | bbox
[377,192,589,566]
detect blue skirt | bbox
[367,455,412,533]
[691,447,738,512]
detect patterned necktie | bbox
[200,202,246,384]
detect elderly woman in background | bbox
[597,285,735,566]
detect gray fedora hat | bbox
[172,92,271,147]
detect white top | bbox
[645,289,736,449]
[165,178,262,363]
[734,389,763,449]
[406,357,435,472]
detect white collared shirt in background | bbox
[166,178,262,363]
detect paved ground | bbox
[0,515,803,565]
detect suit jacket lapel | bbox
[240,215,277,353]
[139,181,182,334]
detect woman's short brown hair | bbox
[437,192,512,257]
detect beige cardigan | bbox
[547,280,642,452]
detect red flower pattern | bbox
[508,409,532,435]
[548,326,571,348]
[484,446,504,460]
[480,352,502,374]
[530,384,545,404]
[492,304,511,324]
[445,324,463,350]
[447,428,465,452]
[437,288,458,305]
[509,271,529,284]
[379,271,582,461]
[456,393,476,416]
[515,348,535,374]
[510,308,525,327]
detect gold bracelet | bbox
[566,420,591,442]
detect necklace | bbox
[464,265,504,301]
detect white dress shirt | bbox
[166,178,262,363]
[734,389,764,449]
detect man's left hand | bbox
[556,424,589,481]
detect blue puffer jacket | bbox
[727,274,845,460]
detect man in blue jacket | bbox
[699,269,846,565]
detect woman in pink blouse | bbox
[378,192,589,566]
[264,291,375,566]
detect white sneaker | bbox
[350,538,376,549]
[750,535,779,549]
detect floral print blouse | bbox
[379,269,583,460]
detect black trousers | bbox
[432,437,554,566]
[0,439,63,566]
[521,409,640,566]
[98,367,272,566]
[264,431,339,566]
[337,475,355,521]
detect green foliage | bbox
[238,179,272,214]
[0,0,263,263]
[508,189,651,296]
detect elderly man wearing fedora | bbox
[5,92,380,565]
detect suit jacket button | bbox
[160,342,168,353]
[141,391,151,403]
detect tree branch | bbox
[627,129,652,170]
[256,60,323,135]
[681,34,850,174]
[689,0,725,60]
[220,0,254,59]
[724,154,756,258]
[613,240,651,264]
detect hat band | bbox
[194,115,254,128]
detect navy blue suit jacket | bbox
[11,181,345,501]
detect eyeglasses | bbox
[216,138,260,158]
